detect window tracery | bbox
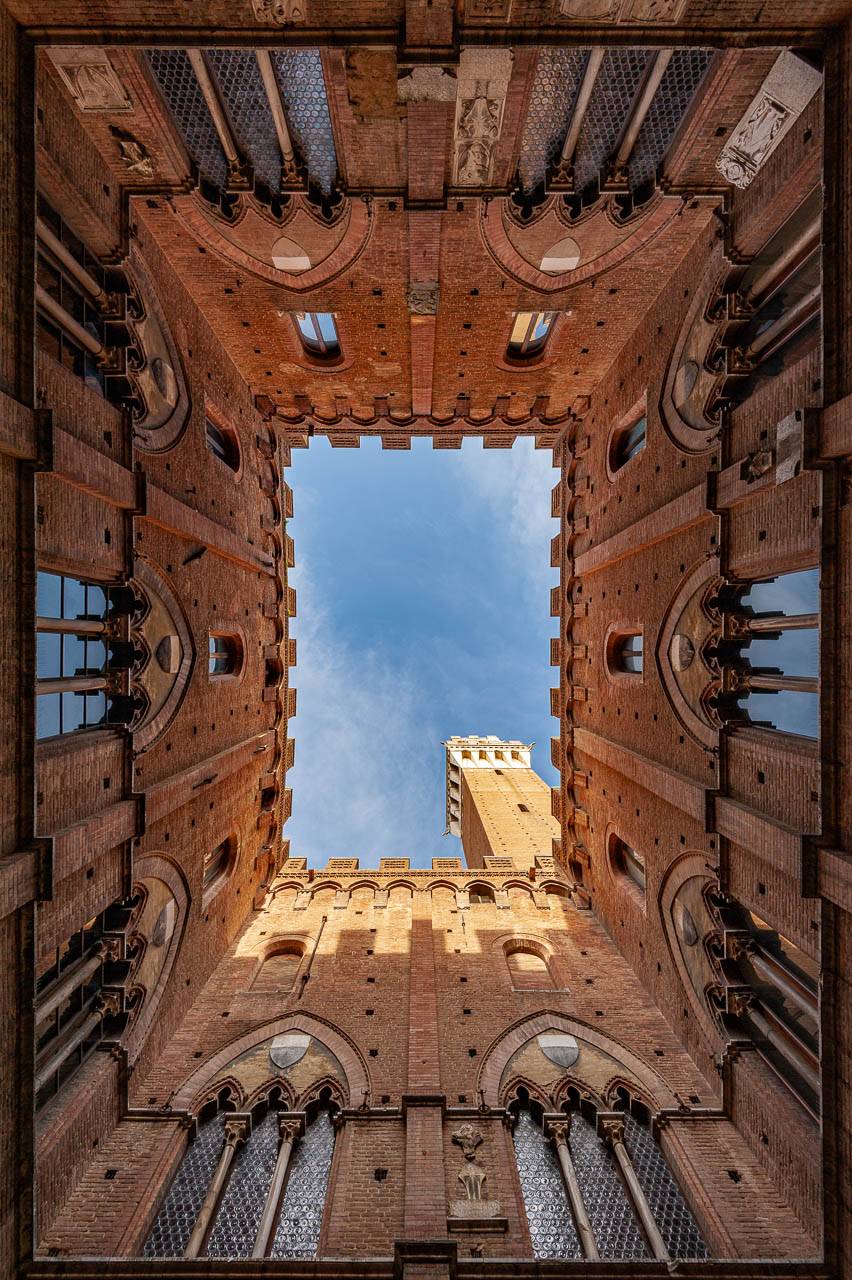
[511,1089,706,1261]
[144,1093,336,1259]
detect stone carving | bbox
[269,1031,311,1069]
[716,52,822,189]
[624,0,686,18]
[452,49,512,188]
[458,1162,487,1201]
[537,1032,579,1068]
[452,1122,483,1160]
[251,0,306,22]
[558,0,620,18]
[397,66,458,104]
[110,127,155,179]
[49,49,132,112]
[455,89,502,185]
[407,283,440,315]
[466,0,512,17]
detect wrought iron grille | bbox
[623,1113,709,1259]
[629,50,714,189]
[512,1111,582,1260]
[272,51,338,194]
[517,48,589,193]
[569,1112,647,1260]
[269,1110,335,1258]
[143,1113,225,1258]
[573,49,652,194]
[207,51,281,193]
[145,50,228,190]
[206,1109,280,1258]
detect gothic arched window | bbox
[511,1093,707,1261]
[251,945,304,991]
[144,1096,337,1259]
[720,567,819,739]
[203,836,237,899]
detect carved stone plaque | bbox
[251,0,306,22]
[452,49,513,188]
[407,283,440,315]
[716,52,822,189]
[48,49,132,112]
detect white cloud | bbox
[458,440,559,601]
[286,560,443,868]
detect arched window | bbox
[468,884,495,904]
[511,1092,707,1261]
[609,836,646,901]
[144,1096,337,1260]
[36,570,124,739]
[720,568,819,738]
[209,633,243,679]
[607,630,643,676]
[293,312,340,358]
[35,897,134,1110]
[36,196,109,398]
[203,837,236,897]
[506,946,555,990]
[609,411,646,472]
[252,946,304,991]
[205,416,240,471]
[507,310,556,359]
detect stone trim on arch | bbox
[171,1011,370,1112]
[124,852,190,1062]
[658,851,721,1045]
[476,1011,680,1109]
[131,557,195,753]
[480,195,680,293]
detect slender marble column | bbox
[597,1113,670,1262]
[545,1118,600,1261]
[184,1113,251,1258]
[251,1114,304,1258]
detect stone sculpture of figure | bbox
[452,1122,484,1160]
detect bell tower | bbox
[443,734,560,870]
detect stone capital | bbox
[224,1113,252,1148]
[596,1112,625,1147]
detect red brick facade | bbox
[0,3,850,1279]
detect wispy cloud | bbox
[286,560,444,868]
[458,441,559,602]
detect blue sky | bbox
[284,437,559,869]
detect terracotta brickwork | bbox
[0,5,850,1280]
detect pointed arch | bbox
[476,1011,680,1109]
[172,1012,370,1112]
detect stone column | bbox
[184,1113,251,1259]
[545,1118,600,1261]
[251,1114,304,1258]
[597,1113,669,1262]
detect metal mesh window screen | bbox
[206,1109,280,1257]
[628,50,714,189]
[518,49,589,193]
[568,1112,647,1260]
[143,1113,225,1257]
[207,51,281,192]
[269,1110,335,1258]
[272,51,338,194]
[623,1113,709,1259]
[573,49,652,194]
[512,1111,582,1259]
[145,50,228,190]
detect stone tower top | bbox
[443,735,533,837]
